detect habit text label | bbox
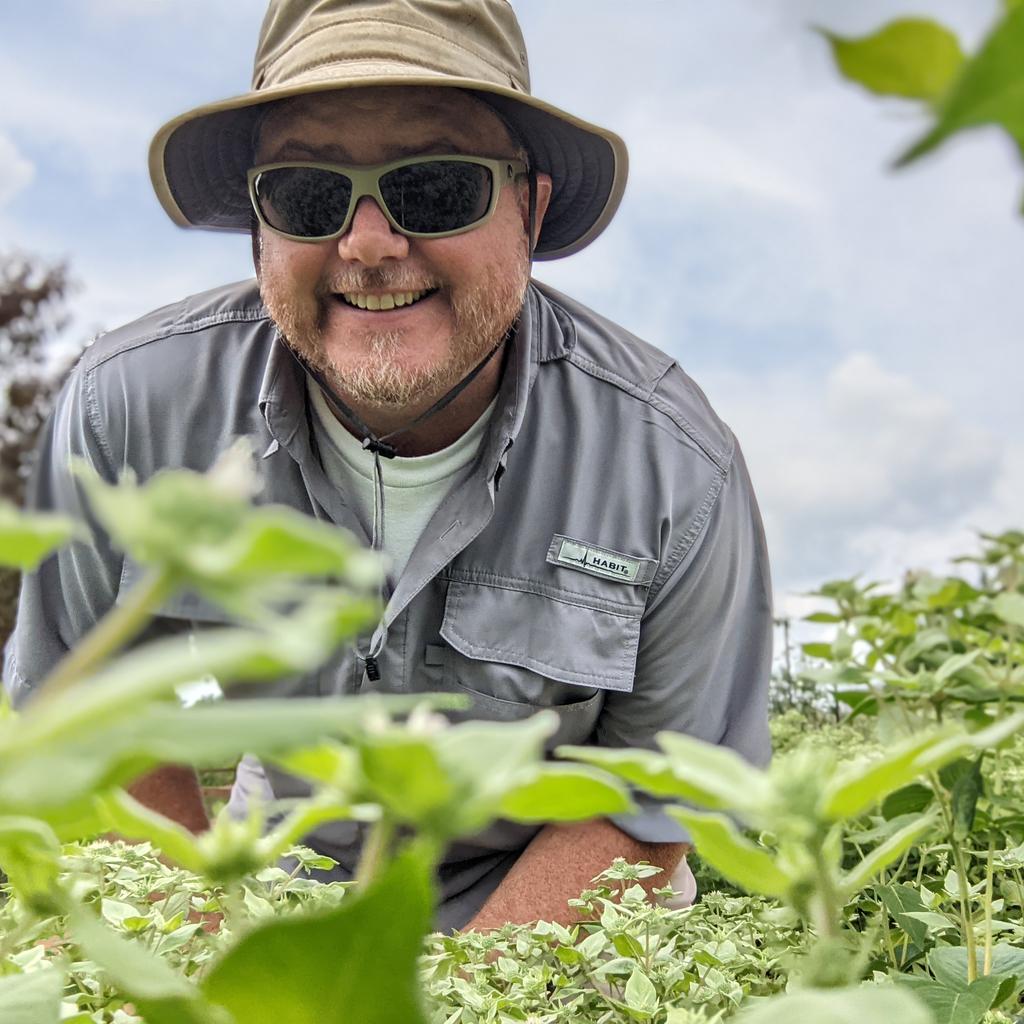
[554,539,642,583]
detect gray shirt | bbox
[5,278,772,930]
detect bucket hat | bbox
[148,0,629,261]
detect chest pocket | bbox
[434,578,642,749]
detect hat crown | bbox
[252,0,531,93]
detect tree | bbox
[0,254,80,650]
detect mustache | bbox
[317,268,443,295]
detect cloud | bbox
[700,352,1003,596]
[0,133,34,208]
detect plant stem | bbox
[355,816,395,889]
[983,836,995,976]
[950,839,978,983]
[36,568,175,699]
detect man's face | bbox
[254,86,547,409]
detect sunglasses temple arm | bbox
[527,169,537,262]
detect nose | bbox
[336,196,409,265]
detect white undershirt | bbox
[308,378,496,580]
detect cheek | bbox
[258,232,325,288]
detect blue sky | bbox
[2,0,1022,614]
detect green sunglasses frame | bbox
[247,154,529,243]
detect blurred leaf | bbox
[201,845,433,1024]
[76,447,382,602]
[821,730,957,821]
[70,908,217,1024]
[20,595,381,751]
[840,811,938,895]
[993,592,1024,628]
[0,504,76,570]
[0,967,64,1024]
[497,763,634,822]
[556,746,689,798]
[735,983,932,1023]
[0,696,457,825]
[667,808,790,898]
[358,734,456,825]
[899,973,1003,1024]
[821,18,964,101]
[898,5,1024,165]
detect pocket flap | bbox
[440,580,640,693]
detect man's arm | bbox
[465,819,687,931]
[127,765,210,834]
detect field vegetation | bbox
[0,451,1023,1024]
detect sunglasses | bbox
[247,154,528,243]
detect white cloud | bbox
[701,352,1005,598]
[0,132,34,208]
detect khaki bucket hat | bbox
[148,0,628,261]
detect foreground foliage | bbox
[2,449,1024,1021]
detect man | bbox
[6,0,772,931]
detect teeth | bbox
[341,289,430,310]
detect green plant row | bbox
[2,446,1023,1022]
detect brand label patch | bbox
[549,536,654,585]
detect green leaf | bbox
[735,984,933,1024]
[358,734,457,825]
[497,764,634,823]
[556,746,691,798]
[821,729,957,821]
[0,504,77,570]
[898,5,1024,165]
[840,811,938,895]
[993,592,1024,628]
[0,696,454,824]
[821,714,1024,821]
[76,446,382,598]
[201,846,433,1024]
[821,18,965,101]
[623,966,658,1017]
[0,967,64,1024]
[70,908,217,1024]
[899,974,1002,1024]
[801,642,834,660]
[882,783,934,819]
[667,808,790,898]
[878,883,934,950]
[950,756,984,840]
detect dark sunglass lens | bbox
[255,167,352,237]
[380,161,493,234]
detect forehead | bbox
[255,86,515,163]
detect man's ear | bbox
[529,172,554,249]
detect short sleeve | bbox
[3,364,123,706]
[597,442,773,843]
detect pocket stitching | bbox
[444,581,638,691]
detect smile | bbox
[336,288,436,311]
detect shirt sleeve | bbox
[597,441,773,843]
[3,363,123,706]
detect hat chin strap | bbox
[287,178,537,682]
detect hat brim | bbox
[149,70,628,261]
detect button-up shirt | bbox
[6,278,773,930]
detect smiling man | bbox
[7,0,773,932]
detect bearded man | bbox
[6,0,773,932]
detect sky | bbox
[1,0,1021,619]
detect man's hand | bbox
[463,818,687,932]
